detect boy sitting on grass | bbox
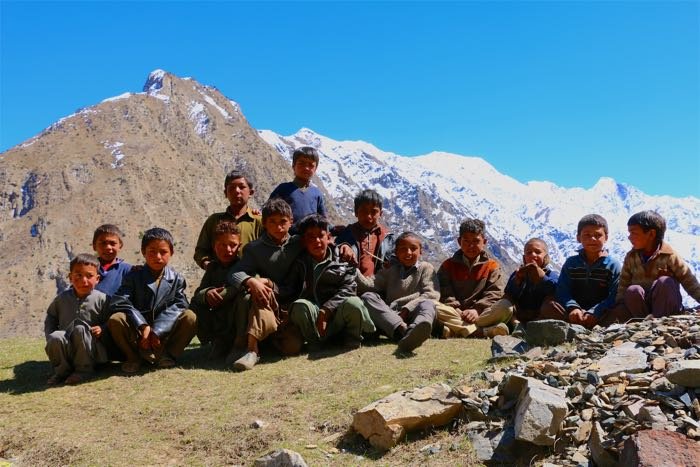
[194,170,262,270]
[337,189,395,277]
[226,198,305,371]
[191,221,241,359]
[541,214,623,328]
[436,218,512,338]
[45,254,110,385]
[358,232,438,353]
[108,228,197,373]
[287,214,376,351]
[92,224,131,296]
[617,210,700,318]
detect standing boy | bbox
[358,232,438,352]
[108,228,197,373]
[437,218,512,337]
[92,224,131,296]
[268,146,327,224]
[226,198,305,370]
[287,215,376,351]
[194,171,262,270]
[45,254,110,385]
[617,210,700,317]
[336,189,394,278]
[542,214,622,328]
[191,221,242,359]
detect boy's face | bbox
[396,237,421,268]
[523,241,547,268]
[93,233,122,264]
[69,264,99,298]
[142,239,173,273]
[303,226,331,261]
[458,232,487,261]
[225,177,253,210]
[577,225,607,257]
[627,225,657,252]
[264,214,292,244]
[213,233,241,265]
[292,156,317,182]
[356,202,382,231]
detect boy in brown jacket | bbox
[436,218,512,337]
[617,210,700,317]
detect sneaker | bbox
[343,336,362,350]
[225,347,247,366]
[398,321,432,352]
[483,323,509,338]
[233,351,259,371]
[157,354,176,369]
[442,327,452,339]
[121,361,141,374]
[139,348,157,364]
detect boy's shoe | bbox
[442,327,453,339]
[157,354,176,369]
[483,323,509,338]
[233,351,259,371]
[398,321,432,352]
[343,336,362,350]
[46,373,65,385]
[139,348,157,364]
[225,347,247,366]
[65,372,91,385]
[121,361,141,374]
[208,338,231,360]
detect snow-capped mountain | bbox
[259,128,700,305]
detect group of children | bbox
[44,146,700,384]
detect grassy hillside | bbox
[0,337,491,466]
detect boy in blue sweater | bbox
[92,224,131,296]
[541,214,623,328]
[268,146,327,226]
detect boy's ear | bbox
[483,236,488,245]
[576,234,581,243]
[249,187,255,196]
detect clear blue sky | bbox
[1,1,698,197]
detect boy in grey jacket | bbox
[45,254,110,385]
[358,232,438,352]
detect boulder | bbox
[666,360,700,388]
[620,429,700,467]
[513,378,568,445]
[352,383,462,451]
[254,449,308,467]
[491,335,529,358]
[596,341,647,379]
[525,320,570,346]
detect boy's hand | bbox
[90,325,102,339]
[657,266,671,277]
[338,244,358,266]
[247,278,273,307]
[206,287,225,308]
[568,309,597,328]
[251,208,262,216]
[202,260,212,270]
[138,325,152,350]
[316,309,329,337]
[399,308,409,322]
[460,308,479,324]
[149,332,162,351]
[514,265,527,285]
[525,263,545,283]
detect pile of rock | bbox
[353,315,700,465]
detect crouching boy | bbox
[45,254,110,385]
[288,215,376,351]
[358,232,438,352]
[108,228,197,373]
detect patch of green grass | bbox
[1,337,491,466]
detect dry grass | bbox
[1,336,492,466]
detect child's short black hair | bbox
[395,231,422,251]
[577,214,608,236]
[224,170,253,191]
[70,253,100,272]
[628,210,666,242]
[213,220,241,243]
[353,189,383,214]
[459,218,486,237]
[92,224,124,245]
[297,214,330,234]
[141,227,174,253]
[262,198,293,223]
[292,146,319,166]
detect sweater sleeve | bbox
[438,261,460,308]
[44,296,60,339]
[615,251,634,304]
[474,263,506,313]
[671,254,700,304]
[592,259,621,318]
[193,215,215,269]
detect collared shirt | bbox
[193,207,263,268]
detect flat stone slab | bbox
[666,360,700,388]
[620,429,700,467]
[352,383,462,451]
[595,341,648,379]
[491,335,529,358]
[254,449,308,467]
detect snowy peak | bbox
[143,69,168,93]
